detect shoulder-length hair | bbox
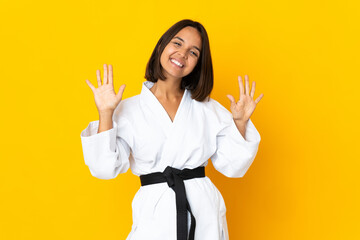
[144,19,213,102]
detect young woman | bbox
[81,19,263,240]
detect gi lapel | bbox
[140,81,191,139]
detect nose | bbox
[178,48,188,59]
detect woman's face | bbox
[160,26,202,80]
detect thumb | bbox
[226,94,236,105]
[116,84,126,103]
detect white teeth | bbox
[171,58,183,67]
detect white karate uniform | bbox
[80,80,261,240]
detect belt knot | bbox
[163,166,181,188]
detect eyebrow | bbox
[174,36,201,53]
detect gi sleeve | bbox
[210,99,261,178]
[80,116,133,180]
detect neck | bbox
[151,78,184,100]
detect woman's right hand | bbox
[85,64,126,114]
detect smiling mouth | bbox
[170,58,184,68]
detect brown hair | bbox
[144,19,213,102]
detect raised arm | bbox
[80,64,132,179]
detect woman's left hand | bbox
[226,75,264,123]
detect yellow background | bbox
[0,0,359,239]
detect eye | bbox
[190,51,198,57]
[173,41,199,57]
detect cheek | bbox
[160,51,170,63]
[163,46,174,55]
[189,58,199,68]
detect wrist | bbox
[99,110,114,118]
[233,117,248,125]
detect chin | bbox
[166,67,187,79]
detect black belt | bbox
[140,166,206,240]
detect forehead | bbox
[173,26,202,48]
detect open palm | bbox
[85,64,126,114]
[226,75,264,122]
